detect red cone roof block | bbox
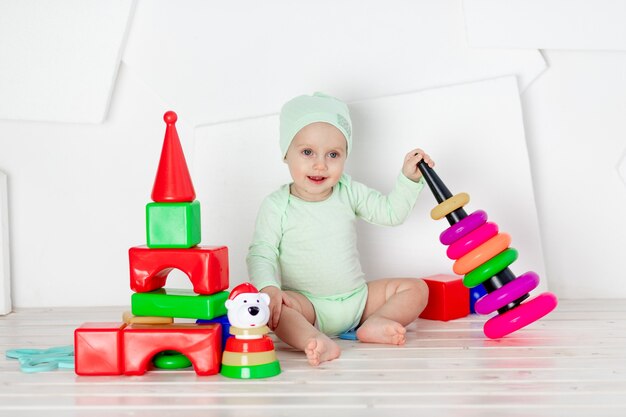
[151,111,196,202]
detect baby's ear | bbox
[260,293,270,306]
[225,300,233,310]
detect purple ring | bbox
[474,271,540,315]
[439,210,488,245]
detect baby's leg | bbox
[356,278,428,345]
[274,291,341,366]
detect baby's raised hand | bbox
[261,286,284,330]
[403,148,434,182]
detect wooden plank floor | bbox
[1,299,625,417]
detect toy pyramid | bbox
[74,111,230,376]
[220,283,281,379]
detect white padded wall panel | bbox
[0,171,10,315]
[0,0,136,123]
[123,0,546,125]
[464,0,626,51]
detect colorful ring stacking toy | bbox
[417,160,557,338]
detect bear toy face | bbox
[225,292,271,329]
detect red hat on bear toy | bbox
[228,283,259,301]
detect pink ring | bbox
[474,271,540,315]
[483,292,558,339]
[447,222,499,260]
[439,210,488,246]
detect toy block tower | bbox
[75,111,230,376]
[128,111,229,318]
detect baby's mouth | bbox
[307,176,327,184]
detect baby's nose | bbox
[248,306,260,316]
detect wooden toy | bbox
[145,200,201,248]
[74,322,127,376]
[417,159,557,338]
[129,245,229,294]
[151,111,196,202]
[122,323,221,376]
[131,288,229,320]
[122,311,173,325]
[419,274,469,321]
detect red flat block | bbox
[419,274,469,321]
[74,322,127,376]
[129,245,229,294]
[122,323,221,376]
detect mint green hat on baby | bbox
[279,92,352,158]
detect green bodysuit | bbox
[246,173,425,335]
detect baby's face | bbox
[284,122,347,202]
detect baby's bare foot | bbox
[304,335,341,366]
[356,316,407,345]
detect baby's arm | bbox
[349,148,435,226]
[246,193,285,328]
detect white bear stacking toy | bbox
[220,283,281,379]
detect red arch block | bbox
[129,245,229,294]
[122,323,221,376]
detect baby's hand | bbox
[403,148,434,182]
[261,286,284,330]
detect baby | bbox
[246,92,433,366]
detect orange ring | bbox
[453,233,511,275]
[431,193,470,220]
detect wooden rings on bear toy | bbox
[430,192,470,220]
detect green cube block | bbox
[146,200,201,248]
[131,288,229,320]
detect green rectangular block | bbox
[131,288,229,320]
[146,200,201,248]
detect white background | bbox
[0,0,625,307]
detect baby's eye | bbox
[328,151,339,159]
[243,300,247,303]
[302,149,312,156]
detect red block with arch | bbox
[129,245,229,294]
[419,274,469,321]
[122,323,221,376]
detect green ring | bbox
[463,248,518,288]
[220,360,281,379]
[153,350,192,369]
